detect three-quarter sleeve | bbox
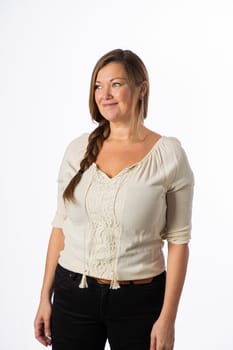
[51,133,89,228]
[161,138,194,244]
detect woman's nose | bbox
[102,86,113,99]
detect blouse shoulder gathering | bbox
[51,133,89,228]
[158,136,194,190]
[61,133,89,167]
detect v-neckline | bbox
[94,136,164,181]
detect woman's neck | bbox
[108,123,148,142]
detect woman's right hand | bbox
[34,299,52,347]
[34,227,64,346]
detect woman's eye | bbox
[112,82,121,87]
[95,84,102,90]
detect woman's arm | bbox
[34,227,64,346]
[150,243,189,350]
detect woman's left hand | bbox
[150,318,175,350]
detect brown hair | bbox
[63,49,150,202]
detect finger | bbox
[34,322,48,346]
[150,337,156,350]
[44,317,51,337]
[44,334,52,346]
[35,319,51,346]
[44,317,52,345]
[34,319,43,339]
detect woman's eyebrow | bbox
[95,77,127,83]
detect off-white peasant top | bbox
[52,133,194,289]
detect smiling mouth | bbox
[102,102,118,107]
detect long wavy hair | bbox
[63,49,150,202]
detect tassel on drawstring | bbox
[110,274,120,289]
[79,274,88,288]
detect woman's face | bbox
[94,62,140,124]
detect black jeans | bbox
[51,264,166,350]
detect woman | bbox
[34,49,194,350]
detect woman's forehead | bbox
[96,62,128,82]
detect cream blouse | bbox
[52,133,194,289]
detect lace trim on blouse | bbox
[80,166,128,289]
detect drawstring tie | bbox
[79,273,88,288]
[110,273,120,289]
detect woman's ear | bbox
[140,81,149,98]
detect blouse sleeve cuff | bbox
[161,225,192,244]
[51,212,66,228]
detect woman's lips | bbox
[102,102,118,107]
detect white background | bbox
[1,0,233,349]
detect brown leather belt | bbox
[95,277,154,285]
